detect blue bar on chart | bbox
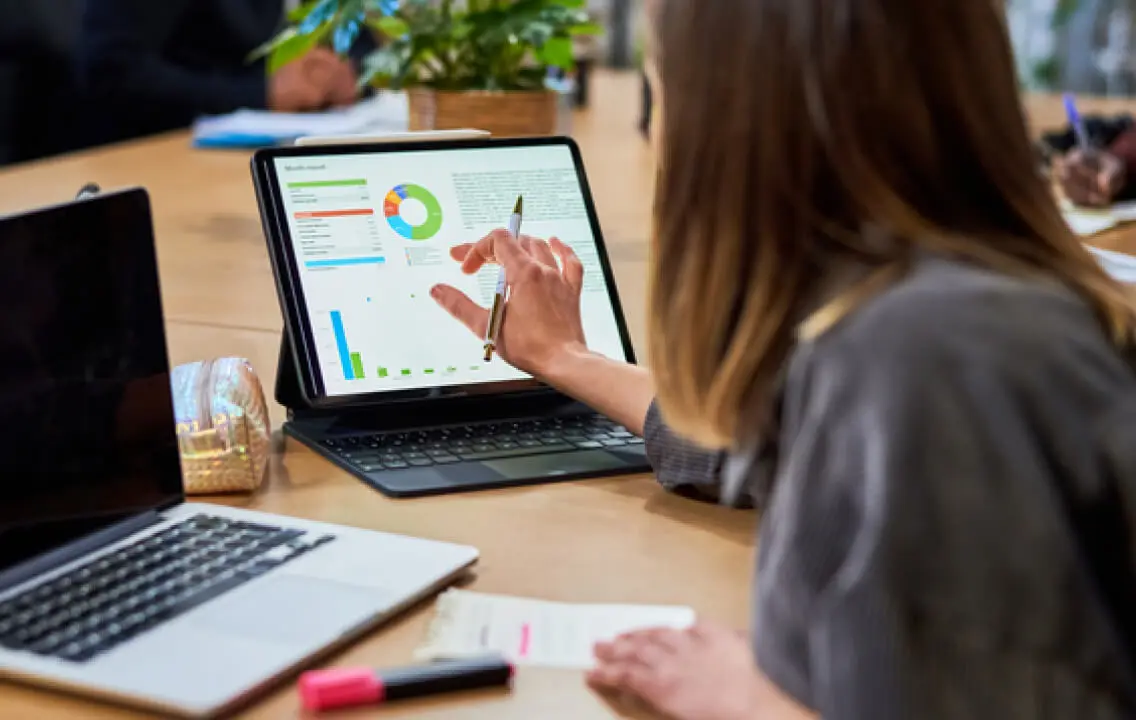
[330,310,354,381]
[305,257,386,269]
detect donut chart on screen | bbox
[384,183,444,241]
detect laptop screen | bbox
[271,143,630,398]
[0,190,183,577]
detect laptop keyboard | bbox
[0,514,334,663]
[320,414,643,472]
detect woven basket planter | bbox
[408,88,559,137]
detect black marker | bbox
[298,655,514,711]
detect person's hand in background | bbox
[1057,148,1126,207]
[430,229,588,378]
[268,47,357,112]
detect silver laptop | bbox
[0,189,478,717]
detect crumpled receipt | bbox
[415,589,696,669]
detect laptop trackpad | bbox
[483,450,624,479]
[190,575,389,646]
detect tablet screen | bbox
[272,143,630,398]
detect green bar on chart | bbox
[401,368,412,376]
[350,353,365,379]
[378,367,388,378]
[287,179,367,188]
[424,368,435,375]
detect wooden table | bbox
[0,75,1132,719]
[0,71,750,719]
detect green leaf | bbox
[287,1,316,23]
[267,31,318,73]
[368,15,410,38]
[535,36,574,68]
[518,21,554,48]
[247,27,296,62]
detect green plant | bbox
[255,0,601,92]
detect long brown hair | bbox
[646,0,1136,448]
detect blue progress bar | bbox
[306,257,386,269]
[330,311,354,381]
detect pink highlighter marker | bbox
[299,655,514,712]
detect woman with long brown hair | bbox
[431,0,1136,716]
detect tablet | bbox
[251,137,637,409]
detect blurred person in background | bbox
[79,0,358,145]
[0,0,85,164]
[432,0,1136,717]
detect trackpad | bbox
[191,575,388,646]
[484,450,623,479]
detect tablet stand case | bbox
[273,332,651,498]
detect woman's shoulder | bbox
[799,255,1126,383]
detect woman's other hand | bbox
[430,229,588,378]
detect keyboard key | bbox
[602,439,628,447]
[383,460,409,469]
[574,441,604,449]
[433,455,460,464]
[408,458,434,467]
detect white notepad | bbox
[415,589,696,669]
[1087,245,1136,283]
[1061,199,1136,238]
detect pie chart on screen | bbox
[384,183,444,241]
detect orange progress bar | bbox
[294,209,375,219]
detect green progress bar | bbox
[287,179,367,188]
[401,369,412,376]
[378,367,388,378]
[350,353,365,379]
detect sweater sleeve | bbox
[641,399,773,508]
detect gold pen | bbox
[484,196,522,361]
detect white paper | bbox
[1063,208,1120,237]
[1087,245,1136,283]
[1108,200,1136,223]
[192,92,409,142]
[415,589,696,669]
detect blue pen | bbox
[1064,93,1091,151]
